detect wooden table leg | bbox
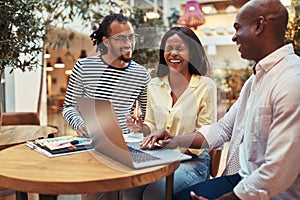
[118,190,123,200]
[39,194,58,200]
[16,191,28,200]
[165,173,174,200]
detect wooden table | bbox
[0,144,180,200]
[0,125,58,150]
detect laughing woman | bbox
[124,26,217,200]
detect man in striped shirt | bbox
[62,14,151,137]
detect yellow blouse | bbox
[144,74,217,154]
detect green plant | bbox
[43,0,120,48]
[167,7,180,28]
[0,0,118,114]
[130,7,166,77]
[0,0,122,74]
[0,0,45,74]
[285,0,300,55]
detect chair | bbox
[1,111,60,138]
[0,112,58,200]
[0,187,15,200]
[1,112,40,125]
[209,149,222,177]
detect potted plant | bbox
[285,0,300,55]
[0,0,110,122]
[0,0,46,124]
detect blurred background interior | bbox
[0,0,298,199]
[0,0,298,138]
[0,0,299,133]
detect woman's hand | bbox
[140,129,178,149]
[76,126,89,138]
[125,114,143,133]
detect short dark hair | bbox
[157,27,209,77]
[90,14,129,54]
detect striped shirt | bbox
[62,55,151,134]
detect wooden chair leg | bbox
[15,192,28,200]
[0,188,15,200]
[39,194,58,200]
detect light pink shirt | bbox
[201,44,300,199]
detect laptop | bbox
[76,97,191,169]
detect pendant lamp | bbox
[178,0,205,29]
[46,62,53,71]
[79,49,87,58]
[54,57,65,68]
[44,49,51,59]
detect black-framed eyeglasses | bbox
[109,34,139,44]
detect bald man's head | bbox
[232,0,289,62]
[241,0,288,38]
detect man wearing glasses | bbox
[62,14,151,142]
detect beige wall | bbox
[45,28,94,96]
[207,45,249,69]
[197,13,250,70]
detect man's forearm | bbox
[174,132,208,149]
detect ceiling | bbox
[200,0,249,12]
[132,0,249,10]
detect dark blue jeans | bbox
[174,173,241,200]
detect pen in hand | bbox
[134,99,139,125]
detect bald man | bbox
[139,0,300,199]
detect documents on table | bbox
[26,135,94,157]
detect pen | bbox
[57,141,70,146]
[70,138,90,145]
[135,99,138,125]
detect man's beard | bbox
[119,55,131,63]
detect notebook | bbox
[76,97,191,169]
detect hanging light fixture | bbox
[178,0,205,29]
[79,49,87,58]
[46,62,54,71]
[145,11,160,19]
[44,49,51,59]
[65,70,72,75]
[54,57,65,68]
[145,0,160,19]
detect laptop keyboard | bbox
[128,146,160,163]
